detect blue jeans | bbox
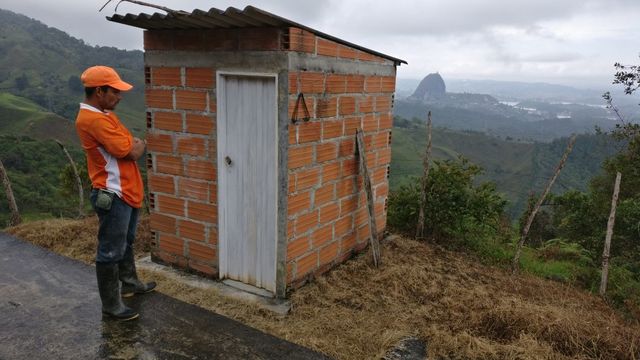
[90,189,139,264]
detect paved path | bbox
[0,233,330,360]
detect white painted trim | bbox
[216,71,279,294]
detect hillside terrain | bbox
[390,122,618,216]
[0,8,145,133]
[6,217,639,359]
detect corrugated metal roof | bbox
[107,5,407,65]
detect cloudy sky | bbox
[2,0,640,89]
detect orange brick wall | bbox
[146,65,219,278]
[286,28,389,64]
[286,68,395,286]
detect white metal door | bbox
[217,73,278,293]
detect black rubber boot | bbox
[96,262,139,321]
[119,248,156,298]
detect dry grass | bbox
[5,218,640,359]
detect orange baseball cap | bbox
[80,65,133,91]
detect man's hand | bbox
[125,137,146,161]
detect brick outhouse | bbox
[109,6,405,298]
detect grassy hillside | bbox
[0,92,77,143]
[6,219,639,359]
[390,121,618,217]
[0,8,145,134]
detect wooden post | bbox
[512,134,577,273]
[356,129,381,267]
[55,140,84,217]
[416,111,433,239]
[0,158,21,226]
[600,171,622,296]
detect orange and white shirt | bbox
[75,103,144,208]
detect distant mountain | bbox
[410,73,446,100]
[0,8,145,134]
[390,122,618,216]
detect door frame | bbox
[216,71,279,293]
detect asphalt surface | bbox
[0,233,330,360]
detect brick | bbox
[357,223,371,243]
[377,148,392,166]
[154,112,182,132]
[381,76,396,92]
[326,74,346,94]
[346,75,365,93]
[341,232,357,253]
[316,142,337,163]
[366,151,376,167]
[289,96,316,121]
[344,116,362,136]
[147,132,173,154]
[180,219,206,242]
[210,184,217,204]
[148,173,175,194]
[335,215,353,237]
[202,29,237,51]
[340,196,358,217]
[159,234,184,255]
[177,136,207,156]
[186,68,214,88]
[355,207,369,228]
[289,125,297,145]
[317,97,337,118]
[150,212,177,234]
[189,241,216,262]
[375,183,389,200]
[144,31,173,51]
[365,76,382,93]
[178,178,209,201]
[319,203,339,225]
[311,223,333,247]
[208,226,218,244]
[156,155,183,176]
[338,139,355,158]
[238,28,281,50]
[176,90,207,111]
[296,251,317,277]
[288,191,311,216]
[376,96,392,113]
[288,72,298,95]
[322,162,340,183]
[322,120,343,140]
[299,72,325,94]
[314,183,335,206]
[298,121,321,143]
[186,160,216,181]
[337,178,355,198]
[317,38,338,57]
[287,221,294,240]
[339,96,356,116]
[295,210,318,235]
[157,195,185,216]
[188,262,217,277]
[152,67,181,87]
[186,114,215,135]
[146,89,173,109]
[362,114,378,132]
[188,200,217,223]
[296,167,321,191]
[288,28,315,53]
[373,167,387,184]
[341,158,357,177]
[319,241,340,265]
[338,45,359,60]
[359,96,375,113]
[288,144,314,170]
[172,30,205,51]
[374,131,390,149]
[379,113,393,129]
[287,236,310,261]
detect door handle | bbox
[225,156,232,166]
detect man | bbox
[75,65,156,321]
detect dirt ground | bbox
[6,216,640,359]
